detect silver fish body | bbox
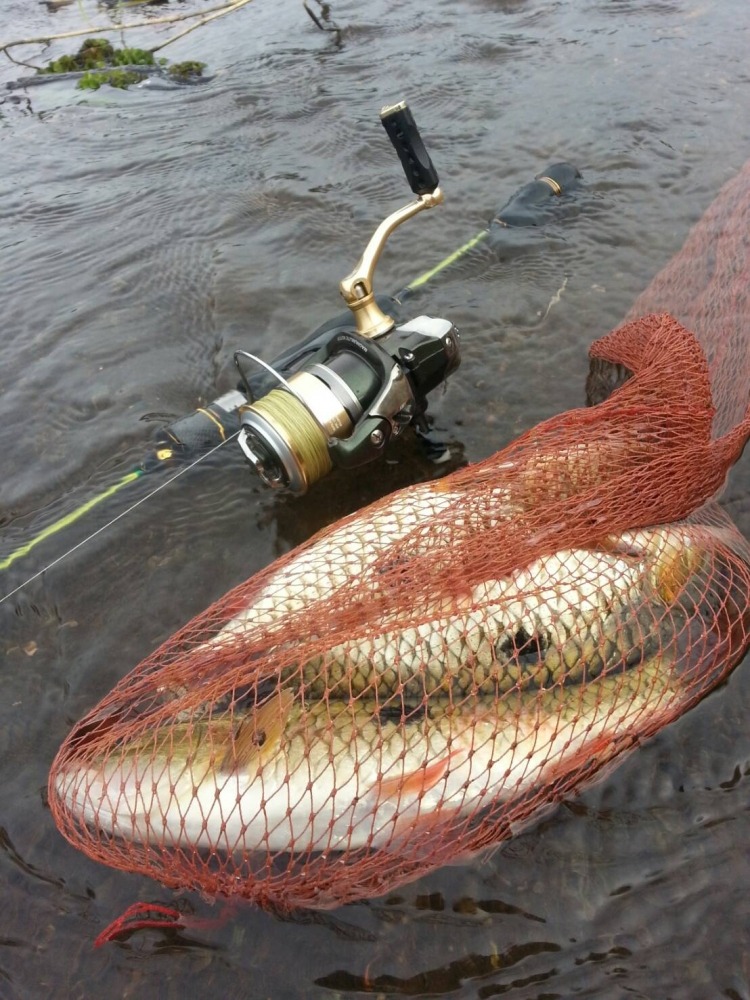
[212,481,469,644]
[284,525,720,699]
[55,657,680,857]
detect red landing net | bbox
[49,163,750,914]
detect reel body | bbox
[236,314,460,493]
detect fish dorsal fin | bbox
[222,689,293,774]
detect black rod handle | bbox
[380,101,439,196]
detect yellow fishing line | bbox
[405,230,489,291]
[0,469,143,571]
[250,389,332,485]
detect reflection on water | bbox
[1,0,750,996]
[316,938,564,996]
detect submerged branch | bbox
[1,46,42,71]
[0,0,255,59]
[150,0,255,53]
[302,0,342,46]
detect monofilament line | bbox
[0,433,240,606]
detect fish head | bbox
[52,688,297,855]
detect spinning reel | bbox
[0,101,582,584]
[150,102,579,494]
[240,101,457,494]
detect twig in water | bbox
[539,276,568,322]
[150,0,254,53]
[1,46,42,71]
[303,0,342,46]
[0,0,255,59]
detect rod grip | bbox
[380,101,439,196]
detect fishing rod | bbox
[1,101,580,575]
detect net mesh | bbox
[49,162,750,913]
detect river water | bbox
[1,0,749,996]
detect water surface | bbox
[1,0,749,996]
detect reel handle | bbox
[380,101,439,196]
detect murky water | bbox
[1,0,750,996]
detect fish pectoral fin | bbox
[378,750,459,802]
[542,731,616,786]
[223,688,293,773]
[651,543,705,605]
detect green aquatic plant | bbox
[43,38,112,73]
[41,37,155,75]
[167,60,206,81]
[77,37,114,64]
[42,54,81,74]
[77,69,144,91]
[110,47,155,67]
[32,32,209,91]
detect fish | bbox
[53,521,748,859]
[55,659,682,858]
[206,429,651,647]
[285,525,715,700]
[210,480,469,643]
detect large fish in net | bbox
[49,162,750,914]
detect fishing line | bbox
[0,432,239,606]
[249,388,333,483]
